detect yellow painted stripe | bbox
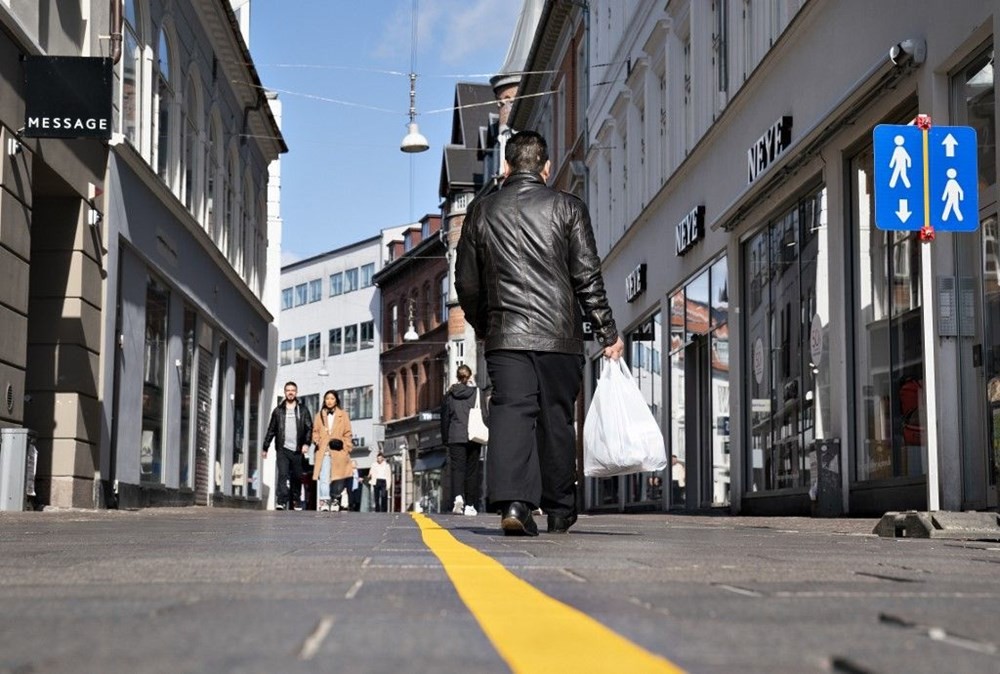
[412,513,685,674]
[922,127,931,227]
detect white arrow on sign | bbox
[942,133,958,158]
[896,198,912,223]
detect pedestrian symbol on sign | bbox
[889,135,911,189]
[941,168,964,222]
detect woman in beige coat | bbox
[312,389,353,511]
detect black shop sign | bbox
[24,56,113,139]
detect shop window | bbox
[179,307,196,488]
[248,365,262,498]
[141,277,170,484]
[744,188,831,493]
[232,354,248,496]
[960,48,996,190]
[214,341,228,494]
[625,312,663,506]
[852,144,926,482]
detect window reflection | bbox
[853,144,926,482]
[142,277,169,484]
[626,313,662,505]
[745,188,830,493]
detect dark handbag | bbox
[329,438,344,451]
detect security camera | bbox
[889,38,926,67]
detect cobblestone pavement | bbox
[1,508,998,673]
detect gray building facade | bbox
[582,0,997,516]
[0,0,285,510]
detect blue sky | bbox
[248,1,523,264]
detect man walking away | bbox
[441,364,484,516]
[262,382,313,510]
[456,130,624,537]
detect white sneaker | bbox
[463,505,477,516]
[319,500,330,512]
[452,496,465,515]
[331,501,340,512]
[275,503,286,511]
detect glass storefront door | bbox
[669,259,730,508]
[744,188,831,496]
[954,46,998,508]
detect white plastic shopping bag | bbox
[583,357,668,477]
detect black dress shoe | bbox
[547,513,577,534]
[500,501,539,537]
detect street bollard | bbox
[0,428,30,511]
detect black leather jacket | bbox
[455,172,618,354]
[262,402,312,452]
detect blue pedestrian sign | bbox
[873,122,979,232]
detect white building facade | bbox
[99,0,285,509]
[585,0,998,516]
[275,227,407,486]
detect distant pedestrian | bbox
[262,382,313,511]
[369,453,392,512]
[311,389,353,512]
[348,459,362,511]
[456,130,623,536]
[441,364,484,516]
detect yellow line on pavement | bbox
[411,513,685,674]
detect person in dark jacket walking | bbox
[262,381,313,510]
[456,130,624,537]
[441,364,484,516]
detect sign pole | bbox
[914,115,940,510]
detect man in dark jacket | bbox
[455,130,624,536]
[441,364,484,516]
[262,381,313,510]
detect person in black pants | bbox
[262,381,313,510]
[441,364,484,516]
[456,130,624,536]
[369,452,392,512]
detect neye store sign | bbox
[24,56,113,140]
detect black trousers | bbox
[373,479,388,512]
[275,447,304,508]
[448,442,481,507]
[485,350,583,517]
[329,477,351,508]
